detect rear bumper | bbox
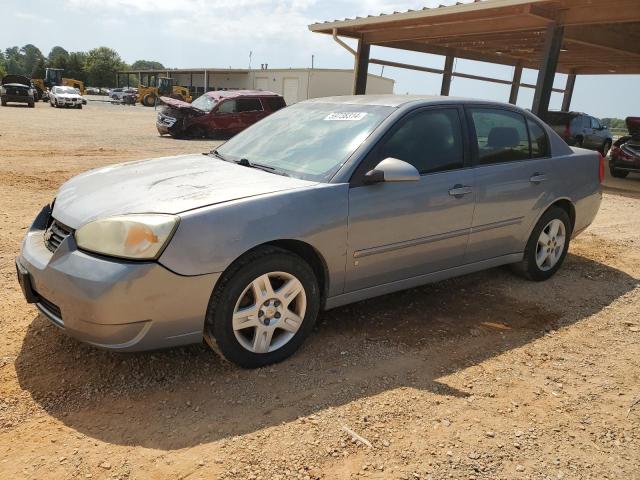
[17,206,220,352]
[610,154,640,172]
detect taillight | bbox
[564,124,571,138]
[599,153,605,183]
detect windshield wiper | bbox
[209,149,230,162]
[236,158,289,177]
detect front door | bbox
[346,106,475,292]
[210,99,243,135]
[464,107,553,262]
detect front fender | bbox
[159,184,349,297]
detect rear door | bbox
[464,107,554,263]
[345,106,475,292]
[237,97,268,129]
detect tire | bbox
[77,104,82,109]
[187,125,206,139]
[601,140,612,157]
[142,94,156,107]
[511,207,572,281]
[575,136,584,148]
[1,99,6,107]
[49,100,54,107]
[610,168,629,179]
[28,101,34,108]
[204,247,320,368]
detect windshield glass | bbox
[56,86,77,94]
[216,102,394,181]
[191,94,217,112]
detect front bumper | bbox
[55,98,81,106]
[2,94,32,103]
[17,206,220,351]
[610,154,640,172]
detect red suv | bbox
[157,90,286,139]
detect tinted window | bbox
[570,115,584,130]
[590,117,601,129]
[217,100,237,113]
[264,96,286,111]
[470,108,530,164]
[376,108,464,174]
[528,119,549,158]
[237,98,263,112]
[544,112,572,127]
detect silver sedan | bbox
[16,95,602,367]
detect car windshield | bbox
[191,94,217,112]
[216,102,395,181]
[57,87,77,94]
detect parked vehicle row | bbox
[157,90,286,138]
[16,95,603,368]
[609,117,640,178]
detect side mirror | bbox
[364,158,420,185]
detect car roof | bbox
[1,74,31,86]
[204,90,281,100]
[301,94,505,108]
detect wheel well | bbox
[263,240,329,305]
[550,199,576,231]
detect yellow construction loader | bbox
[32,68,85,101]
[137,75,192,107]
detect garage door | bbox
[283,78,299,105]
[255,77,268,91]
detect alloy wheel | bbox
[535,219,566,271]
[232,271,307,354]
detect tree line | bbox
[0,44,165,87]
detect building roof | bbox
[309,0,640,75]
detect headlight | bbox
[75,214,179,260]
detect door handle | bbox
[448,185,473,198]
[530,173,548,184]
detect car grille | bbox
[45,219,73,252]
[34,290,64,326]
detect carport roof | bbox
[309,0,640,75]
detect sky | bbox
[2,0,639,119]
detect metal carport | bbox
[309,0,640,116]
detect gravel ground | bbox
[0,100,639,480]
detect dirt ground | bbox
[0,100,639,480]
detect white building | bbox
[117,68,395,105]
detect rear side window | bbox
[590,117,601,129]
[237,98,263,112]
[376,108,464,175]
[469,108,530,165]
[528,119,549,158]
[263,96,286,111]
[217,100,237,113]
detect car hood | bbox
[160,96,199,111]
[2,74,30,86]
[52,154,317,228]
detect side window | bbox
[236,98,263,112]
[469,108,530,165]
[591,117,601,129]
[264,96,286,111]
[376,108,464,175]
[570,115,583,130]
[217,100,237,114]
[527,119,549,158]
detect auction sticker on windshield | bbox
[324,112,368,121]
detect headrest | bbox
[488,127,520,148]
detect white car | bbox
[108,87,137,100]
[49,86,84,109]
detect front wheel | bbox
[511,207,572,281]
[602,140,612,157]
[610,167,629,178]
[204,247,320,368]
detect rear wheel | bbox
[511,207,572,281]
[76,104,82,109]
[575,136,584,148]
[204,247,320,368]
[28,101,34,108]
[1,99,6,107]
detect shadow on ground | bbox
[14,253,637,450]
